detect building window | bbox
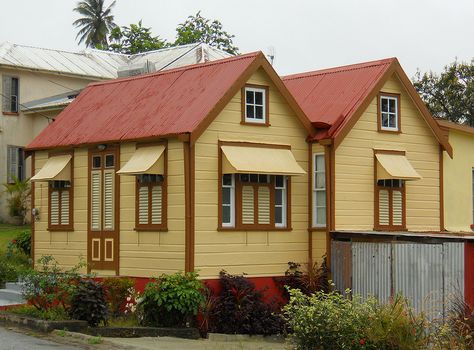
[136,174,166,228]
[379,94,400,132]
[313,153,326,227]
[49,180,71,228]
[375,179,405,230]
[220,173,289,229]
[2,76,19,113]
[7,145,24,183]
[243,86,268,124]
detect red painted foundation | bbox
[465,242,474,308]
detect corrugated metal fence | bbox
[331,240,464,319]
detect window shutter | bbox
[91,170,102,230]
[50,190,60,225]
[60,191,70,225]
[103,170,114,230]
[2,76,11,112]
[378,189,389,226]
[151,185,162,225]
[258,186,270,224]
[392,190,403,226]
[138,186,149,225]
[242,185,254,224]
[7,146,18,183]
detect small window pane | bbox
[246,90,254,104]
[316,208,326,225]
[316,173,325,189]
[223,174,232,186]
[381,97,388,112]
[255,91,263,105]
[381,113,389,127]
[223,188,231,204]
[255,106,264,119]
[275,189,282,205]
[250,174,258,183]
[275,175,284,188]
[240,174,249,182]
[275,207,282,225]
[223,206,231,223]
[259,175,269,183]
[388,114,396,128]
[92,156,101,168]
[316,155,325,171]
[316,191,326,206]
[389,99,396,113]
[105,154,114,168]
[246,105,254,118]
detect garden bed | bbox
[0,311,88,333]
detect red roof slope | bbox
[27,52,261,150]
[283,58,394,135]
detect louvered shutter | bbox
[258,186,270,224]
[91,170,102,230]
[378,189,389,226]
[138,186,149,225]
[2,76,11,112]
[103,170,114,230]
[242,186,254,224]
[60,191,70,225]
[7,146,18,183]
[50,191,60,225]
[151,185,162,225]
[392,190,403,226]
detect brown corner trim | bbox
[31,153,35,268]
[184,140,195,272]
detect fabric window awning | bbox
[117,145,165,175]
[375,153,421,181]
[31,155,72,182]
[221,145,306,176]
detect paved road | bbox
[0,327,83,350]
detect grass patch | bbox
[7,305,70,321]
[108,316,140,327]
[88,336,102,344]
[0,224,30,253]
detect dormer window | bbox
[242,85,269,125]
[378,93,400,132]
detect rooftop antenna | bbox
[267,46,275,65]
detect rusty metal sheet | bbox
[331,240,352,294]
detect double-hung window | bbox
[222,174,235,227]
[313,154,326,227]
[2,76,19,114]
[379,94,400,132]
[243,85,268,124]
[7,145,24,183]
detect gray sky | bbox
[1,0,474,78]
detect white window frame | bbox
[313,153,326,227]
[380,95,398,131]
[222,174,235,227]
[244,87,266,124]
[275,175,287,228]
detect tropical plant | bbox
[73,0,117,48]
[8,230,31,256]
[103,277,134,316]
[108,20,168,54]
[139,272,205,327]
[3,176,30,223]
[173,11,239,55]
[209,271,285,335]
[69,279,108,327]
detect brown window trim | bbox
[2,112,19,116]
[134,141,168,231]
[373,149,407,231]
[47,150,74,231]
[377,92,401,134]
[240,84,270,126]
[217,141,292,231]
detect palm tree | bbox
[73,0,117,48]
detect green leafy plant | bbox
[139,272,205,327]
[0,257,15,287]
[103,277,134,317]
[3,176,30,223]
[20,255,85,312]
[69,279,108,327]
[88,335,103,344]
[7,230,31,256]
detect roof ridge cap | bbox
[90,51,262,87]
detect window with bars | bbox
[379,94,399,131]
[313,153,326,227]
[220,173,289,229]
[243,86,268,124]
[49,180,71,228]
[2,76,19,113]
[136,174,165,229]
[7,145,24,183]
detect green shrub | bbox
[282,288,429,350]
[69,279,108,327]
[139,272,205,327]
[8,230,31,256]
[20,255,84,312]
[103,277,134,317]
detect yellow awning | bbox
[376,153,422,181]
[221,145,306,176]
[117,145,165,175]
[31,155,72,182]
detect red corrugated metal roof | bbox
[27,52,261,150]
[283,58,395,138]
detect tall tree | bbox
[73,0,117,48]
[413,60,474,126]
[108,21,168,54]
[174,11,239,55]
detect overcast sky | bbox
[1,0,473,78]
